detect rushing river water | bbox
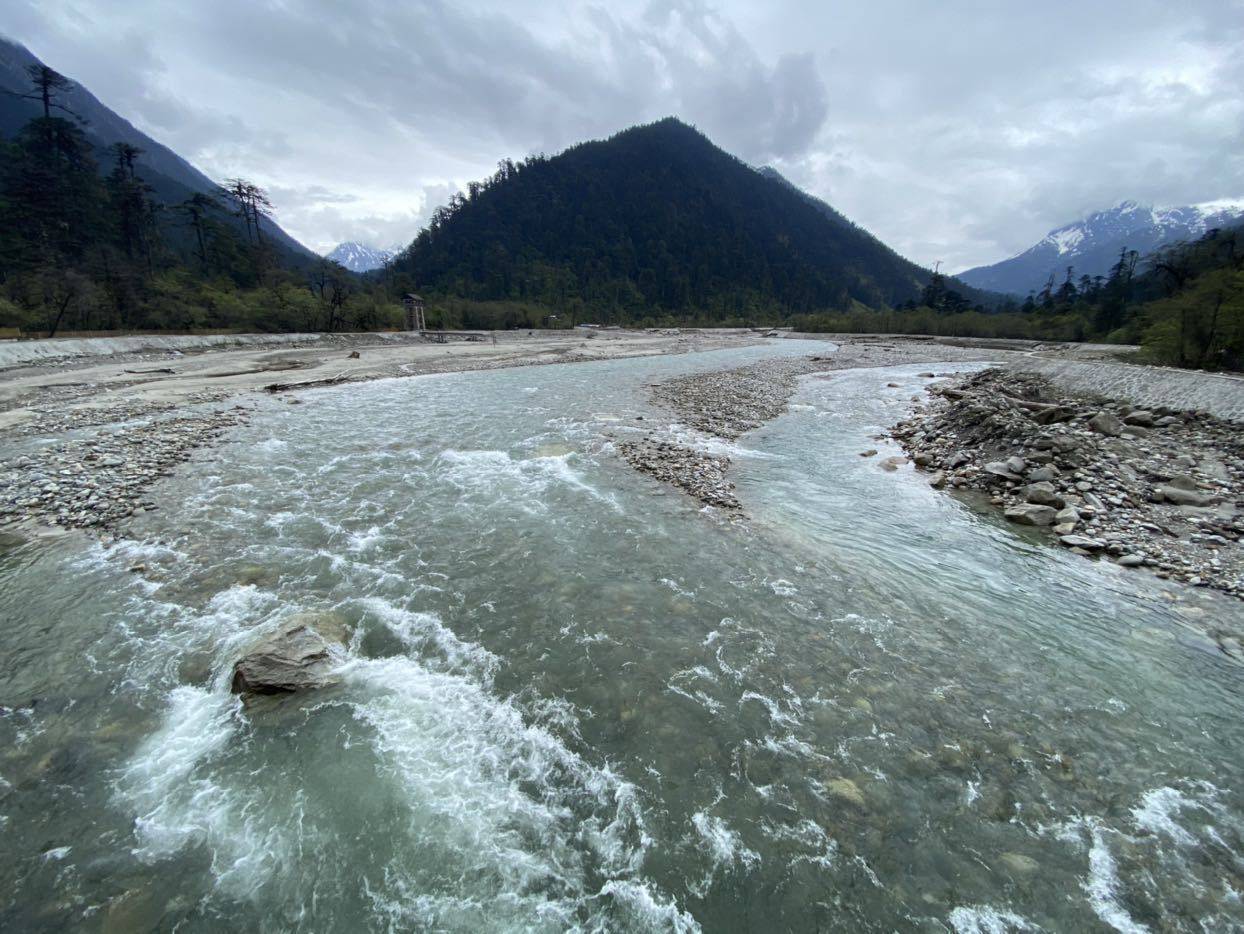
[2,342,1242,932]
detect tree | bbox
[6,64,78,120]
[1,116,101,269]
[1143,268,1244,370]
[222,178,274,245]
[1055,265,1077,306]
[177,192,222,271]
[106,143,156,263]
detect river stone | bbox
[230,617,345,695]
[1164,474,1198,491]
[1059,534,1104,550]
[825,777,866,808]
[984,462,1021,482]
[878,456,908,471]
[1156,484,1215,507]
[1005,456,1026,474]
[1026,465,1057,483]
[1122,410,1154,427]
[1054,506,1080,525]
[1117,554,1145,567]
[1088,411,1125,436]
[1023,481,1066,509]
[1004,504,1057,526]
[999,853,1040,875]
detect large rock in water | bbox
[230,616,345,695]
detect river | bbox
[1,342,1241,932]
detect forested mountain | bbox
[0,42,405,336]
[756,165,995,309]
[0,37,314,263]
[390,118,984,322]
[958,199,1244,296]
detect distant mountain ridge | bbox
[958,199,1244,296]
[0,35,315,264]
[326,241,395,272]
[393,118,975,318]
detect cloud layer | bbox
[6,0,1243,269]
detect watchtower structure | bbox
[402,293,426,331]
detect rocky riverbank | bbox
[0,403,252,532]
[891,368,1244,600]
[620,342,1014,509]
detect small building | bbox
[402,294,426,331]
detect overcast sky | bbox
[6,0,1243,271]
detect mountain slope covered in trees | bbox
[0,42,403,335]
[390,118,983,323]
[0,36,314,263]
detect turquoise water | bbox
[1,343,1241,931]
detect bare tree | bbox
[222,178,274,245]
[5,64,78,120]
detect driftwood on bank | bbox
[263,370,357,393]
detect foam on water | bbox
[947,905,1036,932]
[339,640,670,927]
[1083,821,1150,934]
[436,448,616,512]
[115,686,287,898]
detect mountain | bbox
[0,36,315,265]
[958,199,1244,296]
[326,241,395,272]
[392,118,975,318]
[756,165,994,309]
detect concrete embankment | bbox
[0,332,427,370]
[1013,357,1244,423]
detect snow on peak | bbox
[1049,227,1085,255]
[325,241,397,273]
[1190,198,1244,218]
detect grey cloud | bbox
[9,0,1243,266]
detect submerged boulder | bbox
[230,614,347,695]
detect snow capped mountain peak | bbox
[959,197,1244,295]
[325,241,396,273]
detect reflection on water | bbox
[1,344,1241,932]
